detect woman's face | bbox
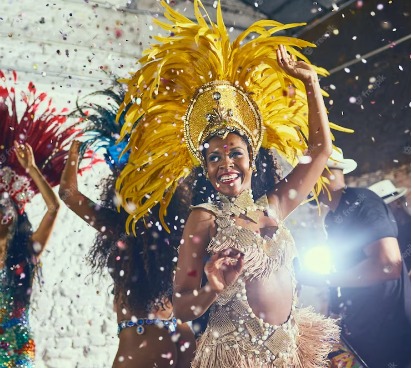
[205,133,252,197]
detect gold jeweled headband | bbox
[184,81,263,167]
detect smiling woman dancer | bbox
[115,1,350,367]
[59,87,195,368]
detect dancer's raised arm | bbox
[59,140,115,234]
[267,45,332,219]
[14,141,60,257]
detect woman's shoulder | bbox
[190,202,219,217]
[186,204,217,238]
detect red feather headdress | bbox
[0,70,96,213]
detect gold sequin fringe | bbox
[192,307,340,368]
[294,307,340,368]
[192,332,294,368]
[209,238,277,280]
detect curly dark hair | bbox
[87,176,191,314]
[4,210,36,307]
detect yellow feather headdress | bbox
[116,0,352,233]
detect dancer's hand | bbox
[14,141,36,170]
[69,140,82,155]
[276,44,317,83]
[61,141,81,182]
[204,248,244,293]
[60,140,81,197]
[68,140,81,157]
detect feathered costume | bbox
[114,1,350,366]
[0,70,93,367]
[71,85,131,174]
[0,72,92,188]
[190,192,339,367]
[116,0,351,232]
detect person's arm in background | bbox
[298,237,402,288]
[14,142,60,258]
[59,140,116,235]
[298,194,402,287]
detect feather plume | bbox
[116,0,352,233]
[0,70,95,193]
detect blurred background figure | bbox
[60,86,195,368]
[300,147,411,368]
[369,179,411,273]
[0,70,89,367]
[0,146,60,368]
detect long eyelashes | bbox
[208,151,243,164]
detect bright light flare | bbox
[302,245,333,275]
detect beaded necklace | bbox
[218,189,266,223]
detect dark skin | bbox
[0,142,60,267]
[59,141,195,368]
[173,45,332,325]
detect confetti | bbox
[298,156,312,164]
[187,270,197,277]
[288,189,297,200]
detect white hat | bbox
[326,147,357,174]
[368,179,408,204]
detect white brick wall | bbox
[27,163,118,368]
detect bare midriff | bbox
[245,265,294,326]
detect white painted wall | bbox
[27,162,118,368]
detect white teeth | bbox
[219,174,238,182]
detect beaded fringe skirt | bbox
[191,306,340,368]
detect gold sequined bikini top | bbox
[192,191,297,280]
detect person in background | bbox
[60,85,195,368]
[301,147,411,368]
[0,145,60,368]
[369,179,411,273]
[0,70,87,367]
